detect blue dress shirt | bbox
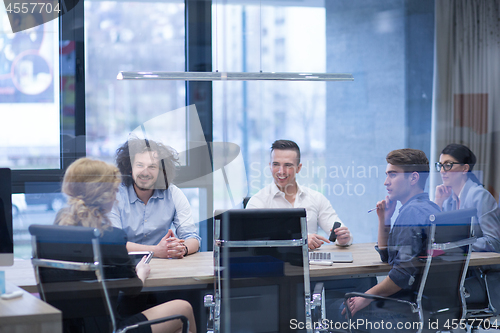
[108,184,201,246]
[377,193,441,290]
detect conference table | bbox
[0,283,62,333]
[6,242,500,292]
[4,242,500,332]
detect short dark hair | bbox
[441,143,481,185]
[270,140,301,164]
[386,148,429,190]
[115,137,179,189]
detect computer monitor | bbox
[0,168,14,266]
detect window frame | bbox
[12,0,215,250]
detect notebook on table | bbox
[309,251,353,266]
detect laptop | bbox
[309,251,353,266]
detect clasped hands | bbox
[154,229,187,259]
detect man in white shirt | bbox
[246,139,352,248]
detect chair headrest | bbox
[214,208,307,220]
[29,224,101,243]
[429,208,477,226]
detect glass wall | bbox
[0,7,60,169]
[84,0,186,164]
[212,1,327,210]
[6,0,436,257]
[213,0,434,242]
[11,0,191,258]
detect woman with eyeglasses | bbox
[434,143,500,253]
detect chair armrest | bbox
[204,294,216,333]
[118,314,189,333]
[344,292,418,313]
[312,282,324,307]
[32,258,98,271]
[433,237,476,250]
[311,283,327,332]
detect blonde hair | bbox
[55,158,121,230]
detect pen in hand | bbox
[367,207,377,213]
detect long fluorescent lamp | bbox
[117,71,353,81]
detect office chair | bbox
[204,208,322,333]
[342,208,477,333]
[29,224,189,333]
[466,191,500,331]
[465,267,499,332]
[464,192,500,331]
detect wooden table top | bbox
[146,251,215,288]
[0,283,61,326]
[6,242,500,293]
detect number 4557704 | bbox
[444,318,499,330]
[6,2,61,14]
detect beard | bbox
[133,176,155,191]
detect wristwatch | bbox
[182,244,189,256]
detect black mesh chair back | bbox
[211,208,310,333]
[30,224,189,333]
[419,208,477,329]
[344,208,476,333]
[30,225,114,324]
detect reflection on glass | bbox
[12,192,61,259]
[212,2,327,211]
[84,1,186,164]
[0,7,60,169]
[212,0,435,245]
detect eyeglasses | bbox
[435,162,461,172]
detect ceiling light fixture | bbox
[117,1,353,82]
[117,71,353,81]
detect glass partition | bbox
[212,0,434,243]
[84,0,186,164]
[0,7,60,169]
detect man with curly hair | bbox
[109,137,201,259]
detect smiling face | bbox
[131,151,160,192]
[383,164,416,205]
[439,154,469,188]
[270,149,302,193]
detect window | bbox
[212,1,327,210]
[0,8,60,169]
[9,0,192,258]
[7,0,435,257]
[212,0,434,243]
[84,0,186,164]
